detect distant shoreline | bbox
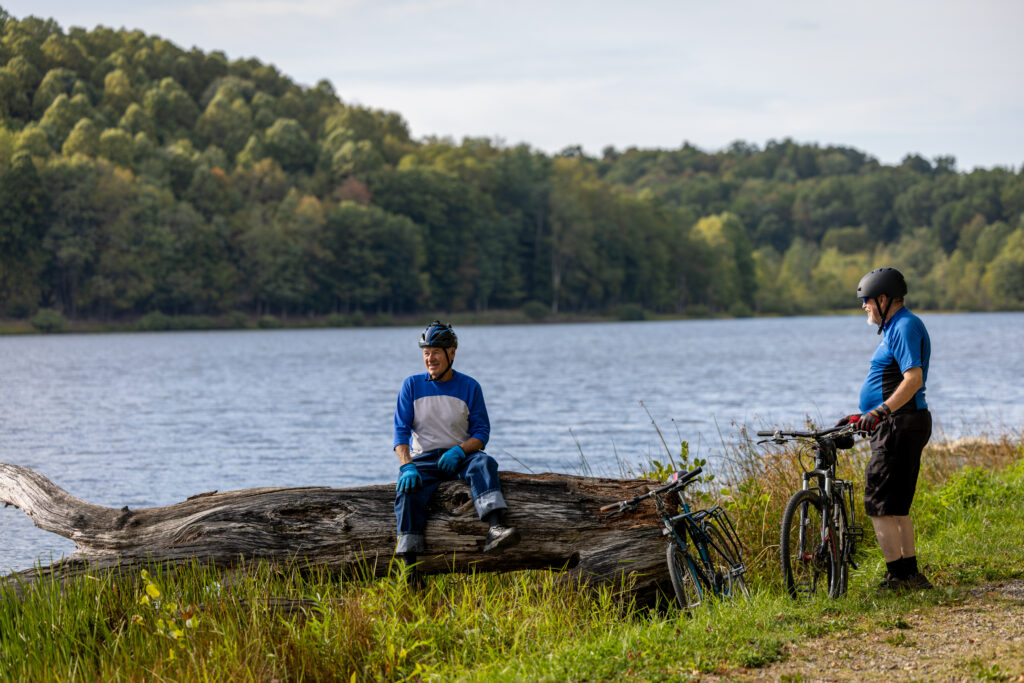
[0,306,1006,337]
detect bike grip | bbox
[755,430,774,436]
[599,502,619,512]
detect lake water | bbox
[2,312,1022,571]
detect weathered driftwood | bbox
[1,463,671,599]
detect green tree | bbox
[97,127,133,166]
[102,68,136,115]
[142,77,199,142]
[688,212,756,312]
[982,227,1024,309]
[263,118,316,173]
[62,118,99,157]
[0,151,50,315]
[32,67,77,116]
[14,123,53,157]
[195,89,254,158]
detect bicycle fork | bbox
[799,470,836,566]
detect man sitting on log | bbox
[393,320,521,564]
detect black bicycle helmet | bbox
[418,320,458,349]
[857,267,907,300]
[857,267,907,335]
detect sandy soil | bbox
[711,581,1024,682]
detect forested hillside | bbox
[1,10,1022,323]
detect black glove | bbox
[857,403,892,433]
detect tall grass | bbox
[704,426,1024,583]
[1,433,1021,681]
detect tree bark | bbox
[0,463,671,600]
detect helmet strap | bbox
[875,296,891,335]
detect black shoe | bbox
[876,571,900,593]
[483,525,521,553]
[899,572,934,591]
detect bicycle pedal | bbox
[849,525,864,541]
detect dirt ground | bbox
[714,581,1024,682]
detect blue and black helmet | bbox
[418,320,458,349]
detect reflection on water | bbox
[1,312,1022,571]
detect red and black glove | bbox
[857,403,892,433]
[836,414,861,427]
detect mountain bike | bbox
[600,466,748,610]
[756,423,863,599]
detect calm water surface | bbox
[2,313,1022,571]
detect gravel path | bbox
[714,581,1024,681]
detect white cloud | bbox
[4,0,1023,168]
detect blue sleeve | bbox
[467,381,490,447]
[889,323,924,374]
[393,377,415,449]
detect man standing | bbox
[840,267,933,591]
[393,320,520,564]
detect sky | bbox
[4,0,1023,170]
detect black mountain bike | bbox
[600,467,748,610]
[757,424,863,599]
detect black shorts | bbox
[864,410,932,517]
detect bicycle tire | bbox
[666,542,703,610]
[701,521,749,599]
[780,489,838,599]
[831,495,850,598]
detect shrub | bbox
[258,315,282,329]
[173,315,215,330]
[727,302,754,318]
[523,301,549,321]
[613,303,645,321]
[30,308,67,333]
[224,311,248,329]
[683,304,711,318]
[325,313,349,327]
[136,312,173,331]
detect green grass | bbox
[2,439,1022,682]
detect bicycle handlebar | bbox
[599,466,703,513]
[755,424,854,441]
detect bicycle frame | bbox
[760,423,862,598]
[653,480,747,599]
[600,467,747,604]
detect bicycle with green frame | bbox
[600,466,749,610]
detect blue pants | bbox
[395,449,507,553]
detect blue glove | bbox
[397,463,421,492]
[437,445,466,473]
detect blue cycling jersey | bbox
[859,307,930,413]
[393,370,490,456]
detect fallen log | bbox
[1,463,672,600]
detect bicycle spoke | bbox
[781,489,836,599]
[666,543,703,611]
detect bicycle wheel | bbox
[666,542,703,610]
[830,495,850,598]
[780,489,837,599]
[701,522,750,599]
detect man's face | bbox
[862,295,887,325]
[422,346,454,379]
